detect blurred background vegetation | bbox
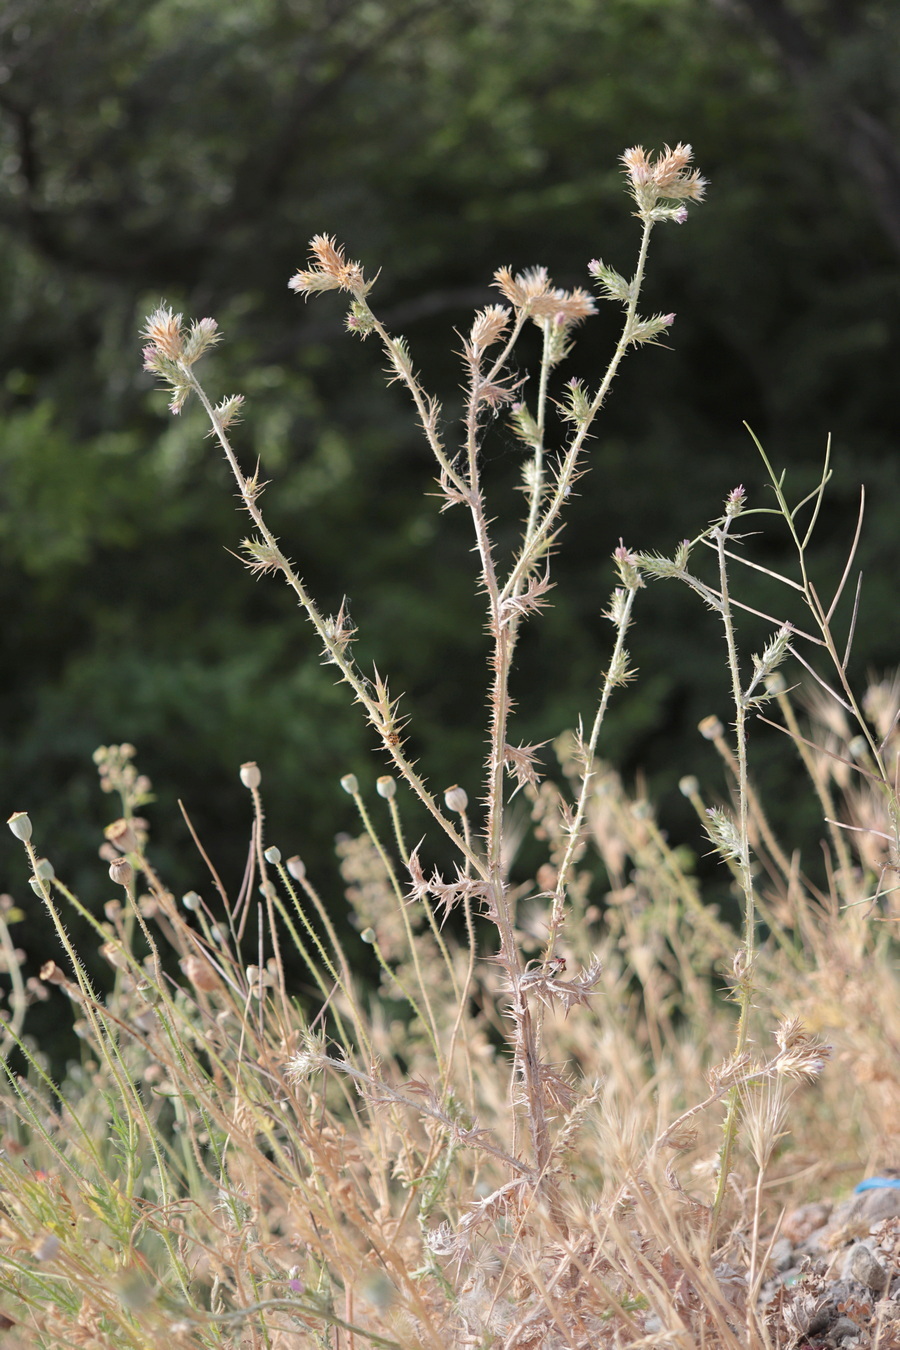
[1,0,899,1038]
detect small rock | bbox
[847,1242,888,1292]
[829,1314,862,1343]
[769,1236,795,1272]
[783,1201,832,1244]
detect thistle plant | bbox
[141,144,706,1212]
[8,144,897,1350]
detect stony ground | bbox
[759,1181,900,1347]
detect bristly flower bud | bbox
[345,299,376,337]
[705,806,742,862]
[588,259,632,304]
[264,846,281,865]
[7,812,32,843]
[376,775,396,800]
[444,784,468,814]
[211,394,245,433]
[725,484,746,517]
[340,773,359,796]
[240,762,261,790]
[181,317,221,366]
[612,541,643,591]
[628,312,675,346]
[560,378,593,429]
[749,624,792,695]
[509,402,542,450]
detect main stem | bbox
[711,517,757,1226]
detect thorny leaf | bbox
[498,574,555,629]
[503,741,550,795]
[406,851,494,924]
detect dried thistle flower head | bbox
[288,235,372,297]
[621,143,707,219]
[141,308,221,413]
[468,304,510,353]
[492,266,595,327]
[141,306,184,362]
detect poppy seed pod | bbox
[376,776,396,800]
[444,784,468,814]
[7,812,32,843]
[340,773,359,795]
[109,857,134,889]
[240,761,261,789]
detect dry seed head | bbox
[104,818,139,854]
[6,812,31,842]
[240,761,261,789]
[100,941,130,972]
[444,784,468,814]
[40,960,67,986]
[34,857,54,881]
[109,857,134,888]
[181,954,220,992]
[340,773,359,796]
[376,775,396,800]
[264,845,281,865]
[287,855,306,880]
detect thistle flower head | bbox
[621,143,707,218]
[493,266,595,328]
[141,306,184,362]
[288,235,372,298]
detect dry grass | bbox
[2,146,898,1348]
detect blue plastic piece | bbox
[853,1176,900,1193]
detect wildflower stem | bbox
[183,365,485,879]
[711,516,757,1225]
